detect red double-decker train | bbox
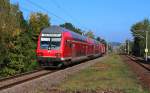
[36,26,106,67]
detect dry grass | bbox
[56,54,149,93]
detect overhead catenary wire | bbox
[26,0,67,22]
[18,6,62,23]
[15,0,90,32]
[50,0,76,22]
[50,0,89,31]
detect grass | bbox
[57,54,149,93]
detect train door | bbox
[86,45,88,56]
[72,43,76,58]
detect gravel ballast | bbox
[0,56,106,93]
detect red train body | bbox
[36,26,106,67]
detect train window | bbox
[66,40,72,48]
[40,37,50,49]
[65,40,69,45]
[40,37,61,50]
[69,43,72,48]
[50,38,61,50]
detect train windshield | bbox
[40,37,50,49]
[50,38,61,49]
[40,37,61,50]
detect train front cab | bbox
[36,32,66,67]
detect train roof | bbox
[41,25,87,42]
[41,25,100,44]
[41,25,67,34]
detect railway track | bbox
[122,55,150,89]
[126,55,150,71]
[0,56,106,93]
[0,68,57,91]
[0,59,87,91]
[0,68,43,81]
[0,57,104,92]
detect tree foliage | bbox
[0,1,105,77]
[96,37,101,41]
[130,19,150,56]
[29,12,50,41]
[60,22,83,35]
[0,1,51,76]
[85,30,95,39]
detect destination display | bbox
[51,38,61,41]
[41,38,50,41]
[41,34,61,37]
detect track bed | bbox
[122,55,150,89]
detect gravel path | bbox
[0,56,106,93]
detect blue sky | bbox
[10,0,150,42]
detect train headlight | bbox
[37,52,43,56]
[55,53,61,58]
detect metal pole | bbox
[145,31,148,62]
[124,42,127,54]
[107,42,109,55]
[128,40,130,55]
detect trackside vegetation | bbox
[0,0,106,77]
[130,19,150,56]
[57,55,149,93]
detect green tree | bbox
[0,1,39,76]
[0,0,16,66]
[60,22,83,35]
[85,30,95,39]
[131,19,150,56]
[96,37,101,41]
[29,12,50,41]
